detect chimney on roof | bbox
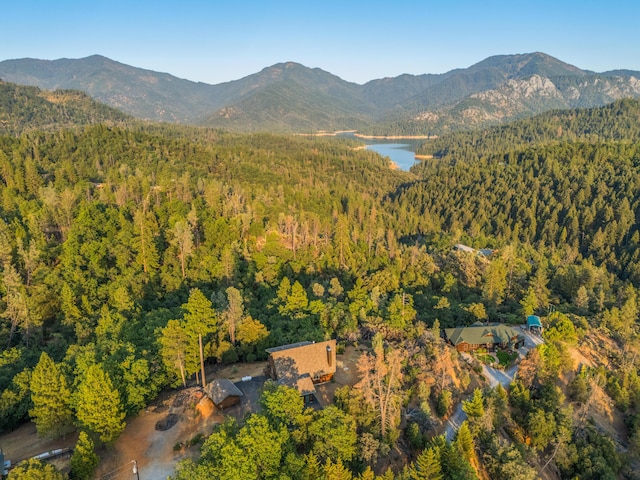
[326,345,332,366]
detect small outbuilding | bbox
[527,315,543,334]
[205,379,243,409]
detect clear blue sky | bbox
[2,0,638,85]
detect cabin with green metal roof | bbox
[443,322,524,352]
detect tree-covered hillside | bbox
[1,99,640,479]
[416,98,640,158]
[0,80,131,135]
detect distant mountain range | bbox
[1,52,639,134]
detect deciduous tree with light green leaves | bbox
[7,458,65,480]
[75,364,125,443]
[29,352,73,438]
[308,405,357,463]
[259,382,305,431]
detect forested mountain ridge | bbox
[0,55,221,123]
[2,52,639,134]
[199,62,376,133]
[416,98,640,158]
[1,96,640,479]
[0,80,132,135]
[398,98,640,282]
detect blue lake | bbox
[365,143,418,171]
[337,132,424,171]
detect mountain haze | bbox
[1,52,639,133]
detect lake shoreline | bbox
[366,143,418,171]
[295,131,436,140]
[354,133,436,140]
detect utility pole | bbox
[199,333,206,388]
[132,460,140,480]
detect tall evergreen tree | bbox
[182,288,218,381]
[454,421,477,466]
[76,364,125,443]
[462,389,485,420]
[412,447,443,480]
[29,352,73,438]
[70,431,99,480]
[159,319,191,387]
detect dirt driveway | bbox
[0,423,78,471]
[1,352,363,479]
[94,390,223,480]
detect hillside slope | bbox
[2,52,639,134]
[0,80,131,135]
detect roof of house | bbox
[454,243,477,253]
[279,373,316,396]
[266,341,313,354]
[443,323,522,346]
[266,339,337,381]
[453,244,493,257]
[527,315,542,328]
[205,379,243,405]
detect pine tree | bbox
[159,319,191,387]
[454,421,476,462]
[225,286,244,344]
[70,431,99,480]
[29,352,73,438]
[76,364,125,443]
[170,219,193,279]
[412,447,442,480]
[303,452,322,480]
[520,286,539,316]
[324,458,353,480]
[357,466,376,480]
[462,388,484,419]
[282,280,309,316]
[182,288,218,382]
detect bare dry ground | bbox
[566,332,627,448]
[92,362,271,479]
[93,389,224,480]
[315,345,363,405]
[1,351,364,479]
[0,423,78,471]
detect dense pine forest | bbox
[1,83,640,479]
